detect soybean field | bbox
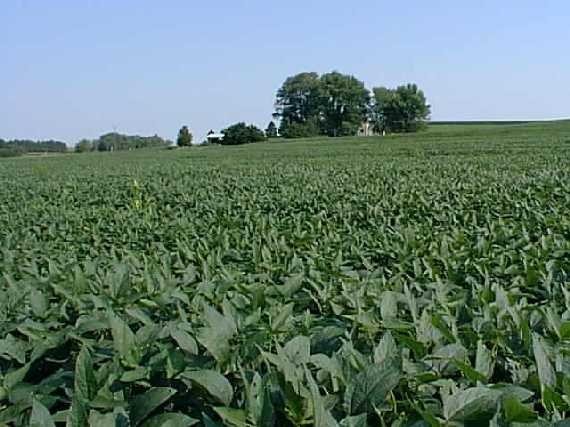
[1,121,570,426]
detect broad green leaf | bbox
[306,368,339,427]
[182,370,233,406]
[88,409,131,427]
[560,321,570,340]
[30,398,56,427]
[88,411,120,427]
[443,387,501,422]
[3,362,31,390]
[380,291,398,321]
[278,274,304,296]
[344,362,401,415]
[129,387,177,426]
[30,289,49,318]
[492,385,534,402]
[0,334,27,364]
[374,331,397,365]
[197,304,236,364]
[74,346,97,401]
[121,367,149,383]
[454,360,488,383]
[503,395,538,422]
[212,407,248,427]
[431,313,456,343]
[71,394,89,427]
[271,302,294,331]
[532,334,556,389]
[429,343,467,374]
[339,414,367,427]
[475,340,494,380]
[170,327,198,355]
[283,335,311,364]
[109,313,137,363]
[140,413,200,427]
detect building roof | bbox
[207,133,225,139]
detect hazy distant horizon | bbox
[2,1,569,144]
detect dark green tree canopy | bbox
[90,133,171,152]
[177,126,193,147]
[275,72,322,126]
[0,138,67,154]
[372,84,431,133]
[320,72,370,137]
[75,139,93,153]
[221,122,266,145]
[274,71,369,138]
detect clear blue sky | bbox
[1,0,568,144]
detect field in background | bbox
[1,121,570,425]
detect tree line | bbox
[178,71,431,147]
[0,139,67,157]
[274,71,430,138]
[75,133,172,152]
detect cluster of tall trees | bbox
[0,139,67,157]
[76,133,171,152]
[274,72,430,138]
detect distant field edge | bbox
[429,119,570,126]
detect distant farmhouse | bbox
[206,131,224,144]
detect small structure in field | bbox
[206,131,224,144]
[357,120,385,137]
[357,120,375,137]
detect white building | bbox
[206,133,224,144]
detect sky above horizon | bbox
[1,0,569,144]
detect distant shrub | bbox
[280,118,321,139]
[0,148,22,158]
[221,123,266,145]
[75,139,93,153]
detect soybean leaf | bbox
[532,334,556,389]
[212,408,248,427]
[306,368,339,427]
[141,413,200,427]
[197,304,236,364]
[443,387,501,422]
[339,414,368,427]
[373,331,398,365]
[503,395,538,423]
[344,362,401,415]
[30,398,56,427]
[129,387,177,426]
[74,346,97,401]
[170,327,198,355]
[182,370,233,406]
[109,313,137,363]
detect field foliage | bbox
[1,122,570,426]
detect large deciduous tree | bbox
[274,71,370,138]
[320,72,370,137]
[274,72,323,138]
[372,84,430,133]
[177,126,193,147]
